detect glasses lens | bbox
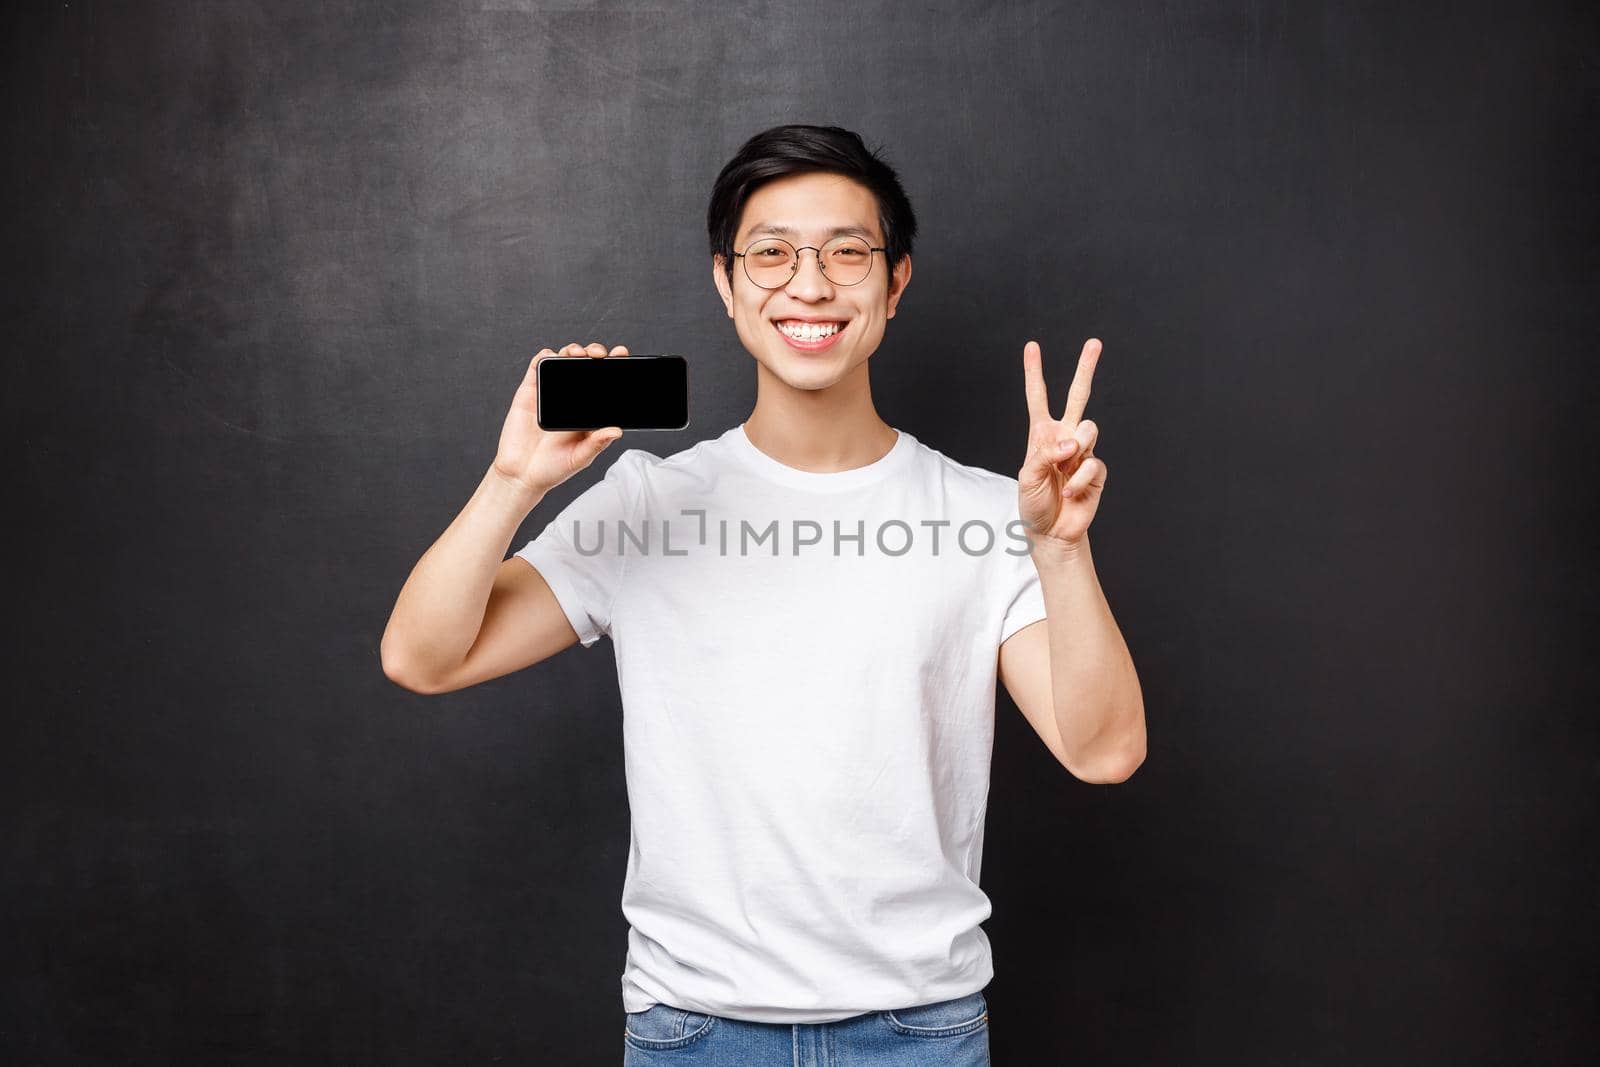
[821,236,873,285]
[743,236,875,288]
[744,238,796,288]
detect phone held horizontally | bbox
[536,354,689,432]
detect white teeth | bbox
[777,321,843,341]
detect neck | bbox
[743,359,897,473]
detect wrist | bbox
[1030,533,1090,568]
[484,465,546,515]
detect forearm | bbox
[1030,534,1146,779]
[381,466,543,686]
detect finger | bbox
[1022,341,1051,426]
[1046,433,1081,471]
[1038,417,1083,463]
[561,342,585,356]
[610,344,629,357]
[576,425,624,465]
[1048,421,1095,460]
[1059,338,1102,426]
[1062,457,1107,498]
[1072,418,1099,458]
[1019,431,1067,491]
[521,348,558,395]
[585,341,608,357]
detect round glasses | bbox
[731,235,886,289]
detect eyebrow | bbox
[744,222,879,243]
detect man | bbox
[381,123,1144,1065]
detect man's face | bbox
[713,171,911,392]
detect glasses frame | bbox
[731,236,888,289]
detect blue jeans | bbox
[622,990,991,1065]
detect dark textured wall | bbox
[7,1,1596,1063]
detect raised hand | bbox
[493,342,626,498]
[1017,338,1107,550]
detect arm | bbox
[999,535,1145,783]
[380,341,628,694]
[1005,336,1145,782]
[380,466,581,695]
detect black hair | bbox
[706,124,917,292]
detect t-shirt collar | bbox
[724,421,916,492]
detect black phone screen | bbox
[536,354,689,431]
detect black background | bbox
[7,1,1596,1063]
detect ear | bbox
[712,254,735,318]
[886,254,912,319]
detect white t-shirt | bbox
[514,421,1048,1023]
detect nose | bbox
[783,247,833,300]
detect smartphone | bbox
[535,354,689,431]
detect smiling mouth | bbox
[773,319,848,342]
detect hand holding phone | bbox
[493,342,628,499]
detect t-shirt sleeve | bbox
[997,495,1048,645]
[512,449,648,649]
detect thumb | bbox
[578,426,623,466]
[1018,434,1071,494]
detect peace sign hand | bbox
[1018,338,1107,551]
